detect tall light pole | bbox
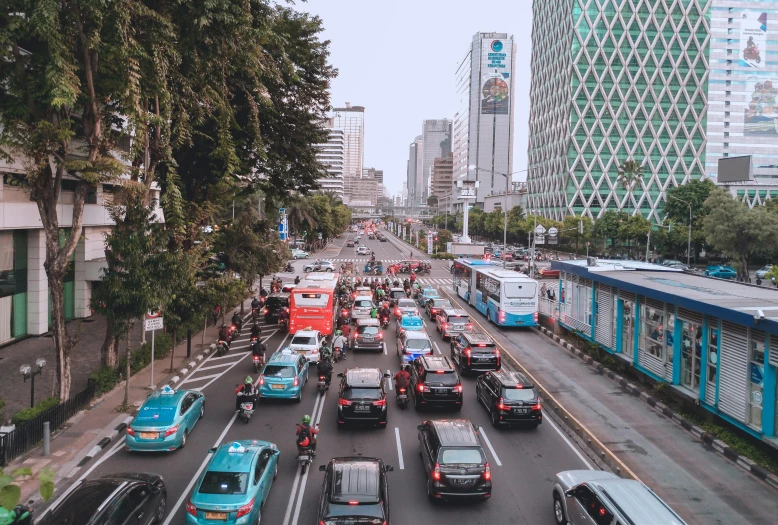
[668,194,693,266]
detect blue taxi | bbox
[186,440,280,524]
[398,314,424,335]
[417,286,440,306]
[126,385,205,452]
[258,349,308,402]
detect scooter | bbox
[380,316,390,330]
[317,375,328,394]
[217,339,229,356]
[396,387,409,409]
[0,503,33,525]
[296,424,319,473]
[332,347,343,363]
[238,393,255,424]
[284,263,294,273]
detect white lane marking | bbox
[205,352,247,362]
[383,342,387,355]
[394,427,405,470]
[387,369,393,391]
[177,372,225,383]
[291,392,326,525]
[187,353,251,391]
[477,427,503,467]
[543,409,594,469]
[433,342,442,355]
[195,362,236,372]
[162,412,239,525]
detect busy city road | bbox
[67,231,594,525]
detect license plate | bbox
[355,405,371,412]
[513,408,529,414]
[139,432,157,439]
[362,336,373,341]
[296,349,307,354]
[271,384,285,390]
[452,478,472,485]
[205,512,227,520]
[241,403,253,410]
[433,388,447,395]
[298,455,309,461]
[454,324,464,330]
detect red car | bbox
[538,267,560,279]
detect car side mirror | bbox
[383,373,391,379]
[565,489,574,498]
[273,449,281,456]
[473,424,480,431]
[417,424,424,431]
[208,447,217,453]
[319,465,327,472]
[337,373,344,378]
[385,465,394,472]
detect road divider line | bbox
[387,370,393,390]
[162,411,239,525]
[477,427,502,467]
[284,391,325,525]
[383,342,387,355]
[543,409,594,469]
[292,392,326,525]
[394,427,405,470]
[433,342,442,355]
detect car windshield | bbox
[294,292,329,307]
[439,447,485,466]
[502,388,537,401]
[291,336,317,346]
[406,339,431,352]
[263,365,295,378]
[504,282,536,299]
[448,315,469,323]
[424,371,458,385]
[354,299,373,308]
[342,387,382,400]
[358,326,379,335]
[399,300,415,308]
[199,472,249,495]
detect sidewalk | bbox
[6,305,234,507]
[0,317,142,423]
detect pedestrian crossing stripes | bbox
[329,258,431,263]
[416,278,452,286]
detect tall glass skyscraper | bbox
[332,104,365,180]
[527,0,712,222]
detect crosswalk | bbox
[329,258,431,263]
[416,278,453,286]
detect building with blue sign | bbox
[545,259,778,444]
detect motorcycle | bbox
[284,263,294,273]
[296,424,319,473]
[230,321,241,338]
[396,387,409,409]
[380,316,390,329]
[317,375,328,394]
[332,347,343,363]
[0,504,33,525]
[217,339,229,356]
[238,393,256,424]
[744,45,761,63]
[251,307,260,323]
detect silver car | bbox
[350,296,374,321]
[552,470,687,525]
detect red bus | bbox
[288,273,340,335]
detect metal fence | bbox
[539,297,560,319]
[0,378,97,466]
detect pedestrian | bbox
[212,305,221,326]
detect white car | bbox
[291,249,309,259]
[357,245,369,255]
[289,329,323,363]
[350,296,374,321]
[395,298,419,319]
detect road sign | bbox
[535,234,546,245]
[534,225,546,235]
[548,227,558,237]
[427,232,433,255]
[144,316,163,331]
[279,208,285,214]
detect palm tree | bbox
[285,196,317,248]
[616,159,644,216]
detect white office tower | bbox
[421,120,453,202]
[331,103,365,180]
[313,119,345,198]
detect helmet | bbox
[401,364,411,372]
[302,414,311,424]
[336,330,342,336]
[245,376,253,384]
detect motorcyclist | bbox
[296,415,318,453]
[375,287,385,301]
[252,339,267,360]
[370,305,378,319]
[231,311,242,332]
[235,376,257,411]
[250,322,262,338]
[218,324,232,348]
[410,272,417,284]
[332,330,348,360]
[260,287,268,298]
[295,275,301,285]
[251,296,261,311]
[278,307,289,328]
[380,304,392,323]
[393,365,411,395]
[317,357,333,386]
[0,505,32,525]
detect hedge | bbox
[12,397,60,426]
[91,332,174,395]
[431,253,456,260]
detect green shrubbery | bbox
[91,332,174,395]
[12,397,60,426]
[431,253,456,260]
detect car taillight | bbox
[533,399,542,410]
[466,324,473,330]
[453,385,463,393]
[498,310,506,322]
[313,347,318,354]
[483,462,491,481]
[395,308,400,315]
[464,348,471,366]
[373,398,386,407]
[443,323,449,328]
[186,501,197,516]
[378,332,384,339]
[534,311,539,322]
[164,425,178,437]
[497,397,507,411]
[339,398,352,406]
[126,427,135,436]
[236,499,254,518]
[259,375,265,385]
[293,377,299,387]
[417,383,429,393]
[263,308,268,314]
[432,462,441,481]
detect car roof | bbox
[490,370,533,388]
[463,331,495,344]
[294,329,320,337]
[593,478,688,525]
[268,292,290,299]
[440,307,468,316]
[268,352,300,365]
[328,458,381,504]
[345,368,383,387]
[420,355,454,371]
[143,387,187,408]
[356,318,380,326]
[405,330,431,340]
[429,419,480,446]
[431,297,451,303]
[208,441,271,473]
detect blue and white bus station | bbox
[544,259,778,443]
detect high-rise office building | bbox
[406,136,423,206]
[527,1,711,222]
[363,167,384,184]
[452,32,516,203]
[344,175,378,205]
[706,2,778,206]
[331,103,365,180]
[431,153,454,205]
[421,119,452,202]
[313,118,345,198]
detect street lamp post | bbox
[668,195,693,266]
[20,358,46,408]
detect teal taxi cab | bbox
[186,440,280,524]
[258,349,309,402]
[398,314,424,335]
[417,286,440,306]
[126,385,205,452]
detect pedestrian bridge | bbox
[351,205,435,220]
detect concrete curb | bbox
[535,325,778,491]
[71,416,133,470]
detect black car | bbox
[346,240,355,247]
[379,236,388,242]
[425,298,452,319]
[476,370,542,428]
[38,472,166,525]
[337,368,391,427]
[450,332,501,374]
[317,457,394,524]
[263,292,290,323]
[409,356,463,411]
[417,419,492,501]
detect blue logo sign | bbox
[491,40,503,52]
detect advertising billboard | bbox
[480,39,511,115]
[744,77,778,136]
[739,11,767,68]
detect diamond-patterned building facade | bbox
[527,0,712,222]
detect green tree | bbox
[427,195,439,207]
[664,179,715,261]
[561,215,593,255]
[285,196,317,246]
[703,188,778,280]
[594,210,630,254]
[619,214,651,259]
[616,159,644,215]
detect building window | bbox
[640,305,664,359]
[61,180,78,192]
[748,334,765,431]
[724,143,729,148]
[726,81,732,86]
[725,91,731,96]
[725,112,731,117]
[707,324,719,387]
[724,132,730,137]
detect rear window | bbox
[263,365,295,378]
[358,326,379,335]
[266,297,287,308]
[294,293,329,307]
[423,371,458,385]
[406,339,431,351]
[354,299,373,308]
[504,282,536,299]
[323,503,384,522]
[199,472,249,495]
[502,387,538,401]
[135,406,177,426]
[399,299,415,308]
[470,342,496,352]
[342,387,382,400]
[390,290,406,299]
[291,335,317,346]
[447,315,470,323]
[439,447,485,465]
[432,300,451,307]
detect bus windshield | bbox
[503,282,536,299]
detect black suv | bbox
[450,332,501,374]
[38,472,167,525]
[476,370,542,428]
[317,457,394,524]
[263,292,290,323]
[409,356,463,411]
[417,419,492,501]
[337,368,391,428]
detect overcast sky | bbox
[299,0,534,196]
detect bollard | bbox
[43,421,50,456]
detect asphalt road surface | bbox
[74,232,592,525]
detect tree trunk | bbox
[47,272,72,400]
[169,328,177,373]
[123,327,132,407]
[101,317,118,368]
